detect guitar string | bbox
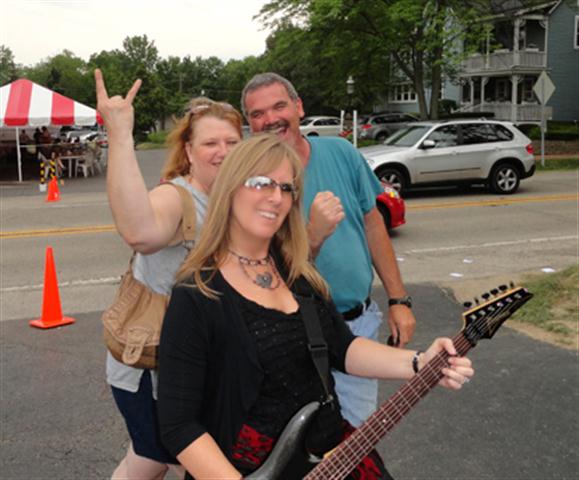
[307,294,517,480]
[319,296,516,480]
[307,295,516,480]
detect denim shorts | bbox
[332,300,382,428]
[111,370,178,464]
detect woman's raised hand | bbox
[94,68,142,139]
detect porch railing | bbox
[462,50,546,73]
[457,102,553,122]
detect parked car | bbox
[60,126,108,148]
[360,119,535,195]
[299,116,342,137]
[84,131,108,148]
[359,113,419,142]
[376,182,406,229]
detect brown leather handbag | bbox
[102,184,196,369]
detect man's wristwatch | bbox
[388,296,412,308]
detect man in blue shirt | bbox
[242,73,416,427]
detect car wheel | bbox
[375,131,388,142]
[489,162,520,194]
[375,166,406,194]
[376,201,391,229]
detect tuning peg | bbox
[474,297,480,305]
[481,292,491,301]
[463,301,472,309]
[509,281,515,288]
[499,284,508,292]
[490,288,499,296]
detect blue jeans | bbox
[332,300,382,427]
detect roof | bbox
[0,79,102,128]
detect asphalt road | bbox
[1,149,578,478]
[1,285,577,479]
[1,150,577,322]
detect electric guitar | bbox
[246,284,533,480]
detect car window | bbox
[300,118,313,126]
[492,124,514,141]
[402,114,417,122]
[385,125,431,146]
[327,118,340,125]
[426,125,459,148]
[461,124,496,144]
[383,115,400,123]
[313,119,324,126]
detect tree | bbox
[255,0,547,119]
[219,56,265,111]
[88,36,165,135]
[24,50,92,104]
[250,19,391,115]
[156,56,190,128]
[0,45,20,85]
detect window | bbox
[492,124,514,141]
[575,16,579,49]
[427,125,459,148]
[496,79,510,102]
[460,124,489,144]
[375,115,399,124]
[521,77,537,103]
[460,123,514,144]
[386,126,431,147]
[390,84,417,103]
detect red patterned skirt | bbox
[232,422,392,480]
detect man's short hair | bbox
[241,72,299,118]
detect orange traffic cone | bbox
[45,177,60,203]
[30,247,75,329]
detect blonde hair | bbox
[177,134,329,298]
[161,97,243,180]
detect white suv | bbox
[360,119,536,194]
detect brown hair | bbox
[177,133,329,299]
[161,98,243,180]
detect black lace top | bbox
[233,290,345,454]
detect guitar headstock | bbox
[461,284,533,345]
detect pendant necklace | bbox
[228,250,281,290]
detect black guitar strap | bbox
[295,293,335,408]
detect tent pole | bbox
[15,127,23,183]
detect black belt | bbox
[341,297,371,321]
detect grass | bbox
[510,265,578,348]
[136,142,166,151]
[536,158,579,171]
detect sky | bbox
[1,0,273,66]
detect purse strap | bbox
[295,293,335,408]
[168,183,197,244]
[128,182,197,267]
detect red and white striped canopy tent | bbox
[0,79,103,182]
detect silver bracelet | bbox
[412,350,423,374]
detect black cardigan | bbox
[157,270,355,463]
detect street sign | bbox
[533,71,555,105]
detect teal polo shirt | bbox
[302,137,382,313]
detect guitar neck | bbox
[305,332,473,480]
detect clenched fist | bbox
[307,191,345,255]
